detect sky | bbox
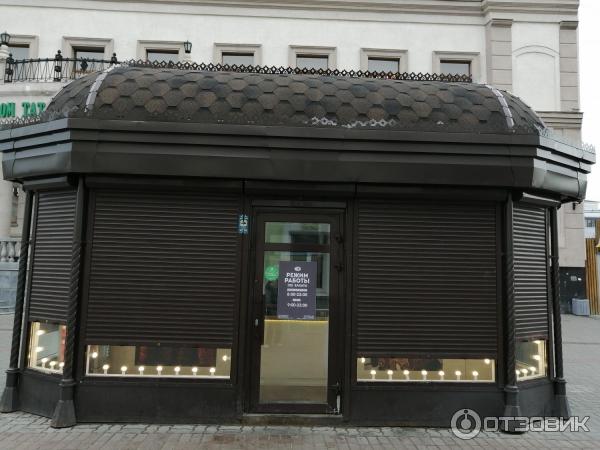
[580,0,600,200]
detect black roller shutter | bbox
[28,190,77,323]
[85,190,241,347]
[513,204,549,340]
[356,200,498,358]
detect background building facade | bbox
[0,0,588,310]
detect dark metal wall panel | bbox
[513,204,549,339]
[85,190,241,347]
[28,190,77,323]
[356,201,498,358]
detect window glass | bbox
[516,339,547,381]
[296,55,329,70]
[265,222,330,245]
[146,50,179,63]
[8,44,29,60]
[357,357,495,382]
[440,60,471,76]
[222,52,254,66]
[368,57,400,73]
[73,47,105,60]
[86,345,231,378]
[28,322,66,373]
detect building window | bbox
[214,44,261,66]
[360,49,408,74]
[86,345,231,378]
[146,49,179,63]
[440,60,471,76]
[516,339,547,381]
[10,183,19,227]
[28,322,66,374]
[586,218,596,228]
[8,44,29,60]
[296,54,329,70]
[433,52,479,81]
[368,57,400,73]
[357,357,495,382]
[290,46,336,70]
[222,52,254,66]
[73,46,105,61]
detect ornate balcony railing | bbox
[3,52,473,83]
[3,51,119,83]
[0,238,20,263]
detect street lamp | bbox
[0,31,10,47]
[183,40,192,54]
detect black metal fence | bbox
[3,52,473,83]
[3,51,118,83]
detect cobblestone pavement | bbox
[0,313,599,449]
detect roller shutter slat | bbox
[356,200,498,358]
[513,205,549,340]
[85,190,240,347]
[28,190,77,323]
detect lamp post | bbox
[183,40,192,62]
[0,31,10,47]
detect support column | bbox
[502,196,523,432]
[51,178,85,428]
[0,190,33,412]
[550,207,571,418]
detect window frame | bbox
[432,51,480,81]
[289,45,336,70]
[6,34,38,59]
[361,48,408,73]
[63,36,113,60]
[138,40,184,62]
[214,43,261,66]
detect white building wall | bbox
[0,0,588,271]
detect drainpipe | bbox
[550,207,571,418]
[0,189,33,412]
[51,177,85,428]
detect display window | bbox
[86,345,231,378]
[356,357,495,382]
[28,322,66,374]
[516,339,547,381]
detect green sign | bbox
[264,265,279,281]
[0,101,47,118]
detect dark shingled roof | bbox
[44,66,545,134]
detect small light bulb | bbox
[370,369,376,380]
[156,365,163,375]
[36,330,45,336]
[222,355,229,362]
[174,366,181,375]
[35,346,44,353]
[91,352,98,359]
[138,366,145,374]
[455,370,462,380]
[41,357,48,368]
[534,340,542,345]
[533,355,541,361]
[360,357,366,364]
[403,369,410,380]
[120,366,127,375]
[59,362,64,369]
[516,369,521,377]
[421,370,428,380]
[438,370,445,380]
[521,368,528,375]
[472,370,479,380]
[529,366,537,373]
[49,361,57,369]
[387,369,393,380]
[192,367,198,375]
[102,364,109,374]
[209,367,216,376]
[484,358,491,365]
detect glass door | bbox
[250,212,342,414]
